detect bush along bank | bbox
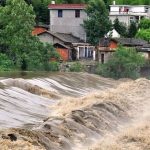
[96,47,145,79]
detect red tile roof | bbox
[48,4,86,9]
[32,27,47,36]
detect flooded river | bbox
[0,72,149,150]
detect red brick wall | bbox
[56,48,69,61]
[109,41,118,49]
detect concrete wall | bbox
[130,6,145,13]
[110,5,147,14]
[49,9,87,40]
[110,6,120,12]
[98,52,114,63]
[38,32,64,45]
[148,8,150,18]
[109,15,131,26]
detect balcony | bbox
[110,11,148,16]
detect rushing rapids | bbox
[0,72,149,150]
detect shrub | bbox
[69,62,83,72]
[49,50,60,60]
[136,29,150,42]
[0,53,14,71]
[96,47,145,79]
[48,62,60,71]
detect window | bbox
[130,16,134,23]
[75,10,80,18]
[58,10,63,17]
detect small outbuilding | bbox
[98,37,149,63]
[36,31,95,61]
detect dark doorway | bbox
[101,54,104,64]
[71,49,77,60]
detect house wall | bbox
[130,6,145,13]
[38,33,70,61]
[49,9,87,40]
[78,47,93,59]
[79,47,85,58]
[56,48,69,61]
[110,5,147,14]
[109,5,149,26]
[98,52,114,63]
[109,41,118,49]
[109,15,131,26]
[140,52,150,60]
[110,6,119,12]
[38,33,64,45]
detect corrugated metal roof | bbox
[48,4,86,9]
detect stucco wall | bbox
[109,15,131,26]
[38,33,64,45]
[49,9,87,40]
[99,52,114,63]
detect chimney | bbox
[113,1,116,5]
[51,1,55,4]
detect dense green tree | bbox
[113,18,127,37]
[96,47,145,79]
[128,21,138,38]
[115,0,150,5]
[136,18,150,42]
[113,18,138,38]
[139,18,150,30]
[136,29,150,42]
[25,0,50,24]
[83,0,112,45]
[0,0,6,6]
[0,0,58,71]
[0,53,14,71]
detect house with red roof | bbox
[48,2,87,41]
[32,2,96,61]
[31,2,95,61]
[32,25,49,36]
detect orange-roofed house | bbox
[32,25,49,36]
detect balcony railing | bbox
[110,11,148,16]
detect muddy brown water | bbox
[0,72,118,129]
[0,72,149,150]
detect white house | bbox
[109,2,150,26]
